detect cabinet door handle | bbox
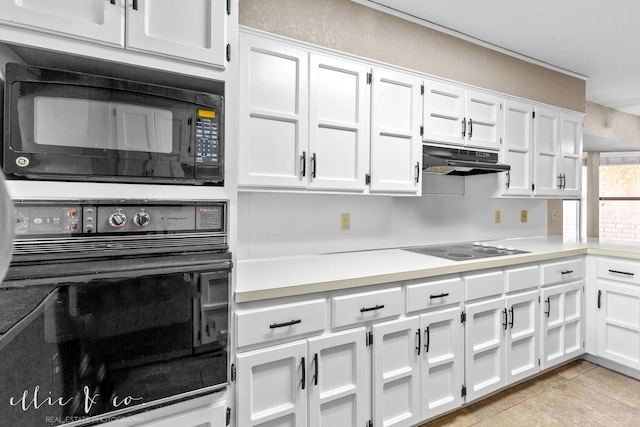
[360,304,384,312]
[416,329,421,355]
[415,162,420,184]
[269,319,301,329]
[597,290,602,309]
[301,357,306,390]
[561,270,574,275]
[311,153,317,179]
[424,326,430,353]
[110,0,116,4]
[461,118,467,138]
[301,151,307,177]
[544,297,551,318]
[468,118,473,139]
[505,170,511,189]
[132,0,138,10]
[312,353,318,386]
[609,269,635,277]
[430,292,449,299]
[557,174,563,189]
[509,306,514,329]
[502,308,508,330]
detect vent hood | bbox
[422,145,510,176]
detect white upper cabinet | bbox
[533,107,583,197]
[126,0,228,66]
[502,99,534,196]
[308,54,370,191]
[238,33,309,188]
[0,0,124,46]
[423,79,503,151]
[0,0,228,67]
[370,67,422,194]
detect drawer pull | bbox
[430,292,450,299]
[609,269,634,277]
[560,270,574,275]
[269,319,302,329]
[360,304,385,313]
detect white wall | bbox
[237,190,547,259]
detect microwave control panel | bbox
[195,110,220,164]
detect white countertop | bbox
[235,237,640,302]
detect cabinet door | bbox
[505,290,539,384]
[465,89,503,151]
[533,106,561,197]
[502,99,533,196]
[308,54,369,191]
[239,34,309,188]
[597,281,640,370]
[307,328,368,427]
[236,341,307,427]
[126,0,227,67]
[419,306,463,420]
[0,0,124,46]
[372,317,420,427]
[422,79,465,146]
[559,112,583,197]
[540,281,583,370]
[369,68,422,194]
[464,297,506,402]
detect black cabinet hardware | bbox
[509,306,514,329]
[360,304,384,312]
[301,357,306,390]
[430,292,449,299]
[544,297,551,318]
[468,118,473,138]
[301,151,306,177]
[416,329,421,355]
[597,290,602,309]
[269,319,302,329]
[560,270,574,275]
[312,353,318,386]
[609,269,634,277]
[425,326,430,353]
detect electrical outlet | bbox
[340,213,350,230]
[521,210,528,223]
[551,209,558,222]
[494,210,501,224]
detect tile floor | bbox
[418,360,640,426]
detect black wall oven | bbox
[3,63,224,185]
[0,200,230,426]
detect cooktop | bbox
[404,242,529,261]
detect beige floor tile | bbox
[570,366,640,410]
[509,371,567,397]
[553,359,598,379]
[530,380,640,427]
[464,390,529,421]
[480,399,580,427]
[417,407,478,427]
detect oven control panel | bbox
[13,201,227,236]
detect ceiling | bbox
[359,0,640,151]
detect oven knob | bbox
[108,210,127,228]
[133,211,151,227]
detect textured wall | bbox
[239,0,586,112]
[585,101,640,146]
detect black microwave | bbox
[3,63,224,185]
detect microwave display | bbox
[3,63,224,185]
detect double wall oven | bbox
[0,200,231,426]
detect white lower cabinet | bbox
[372,316,421,427]
[595,258,640,371]
[464,296,506,402]
[505,290,540,384]
[235,328,368,427]
[419,305,463,420]
[540,281,583,369]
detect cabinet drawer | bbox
[540,258,584,286]
[406,277,462,313]
[464,270,504,301]
[597,258,640,284]
[332,287,402,329]
[236,299,326,348]
[505,265,539,293]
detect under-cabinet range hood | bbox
[422,145,510,176]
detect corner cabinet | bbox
[595,258,640,371]
[238,31,422,195]
[0,0,228,67]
